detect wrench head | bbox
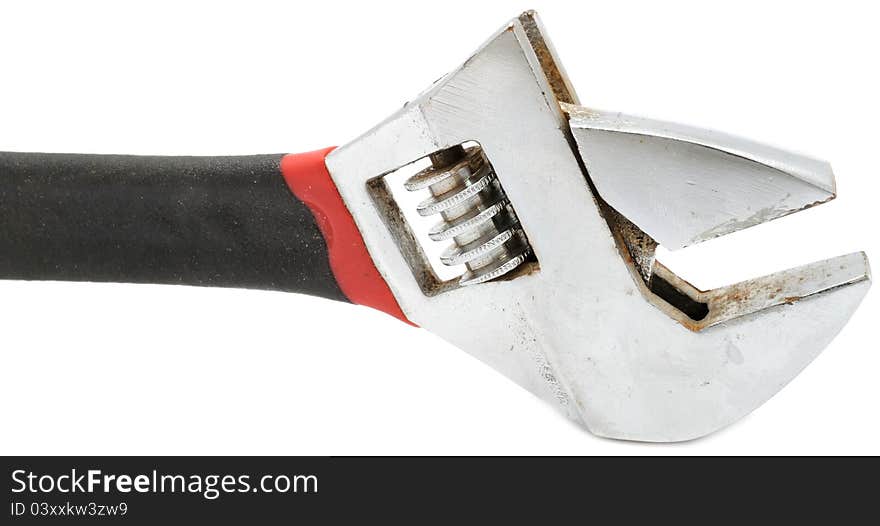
[326,11,871,441]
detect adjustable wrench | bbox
[0,11,870,441]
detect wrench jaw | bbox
[563,117,873,441]
[579,274,872,442]
[566,104,837,251]
[559,73,872,441]
[564,102,872,333]
[327,11,872,442]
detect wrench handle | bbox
[0,150,352,302]
[0,148,409,322]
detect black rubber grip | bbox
[0,152,349,302]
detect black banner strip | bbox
[1,456,874,523]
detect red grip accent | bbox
[280,148,413,325]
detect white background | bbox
[1,0,877,454]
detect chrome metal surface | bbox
[405,145,532,287]
[325,11,871,441]
[566,105,836,250]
